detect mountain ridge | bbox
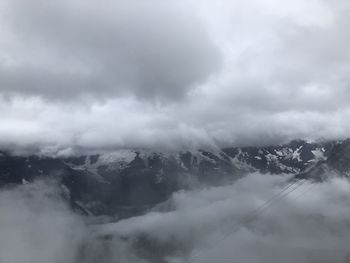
[0,139,347,218]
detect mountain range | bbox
[0,139,349,219]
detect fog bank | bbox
[1,174,350,263]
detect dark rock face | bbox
[223,140,335,174]
[327,139,350,175]
[0,139,341,218]
[0,154,72,185]
[297,139,350,181]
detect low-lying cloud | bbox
[96,173,350,263]
[0,180,85,263]
[2,174,350,263]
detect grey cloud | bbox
[0,180,85,263]
[1,0,350,150]
[0,95,350,153]
[95,173,350,263]
[0,0,221,101]
[0,179,147,263]
[3,174,350,263]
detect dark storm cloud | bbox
[0,0,221,101]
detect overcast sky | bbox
[0,0,349,153]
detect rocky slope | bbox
[296,139,350,181]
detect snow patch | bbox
[311,149,326,161]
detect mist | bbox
[1,174,350,263]
[0,180,85,263]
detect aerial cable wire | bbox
[183,178,307,263]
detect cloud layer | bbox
[96,173,350,263]
[2,174,350,263]
[0,0,350,151]
[0,181,84,263]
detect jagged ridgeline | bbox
[0,139,348,218]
